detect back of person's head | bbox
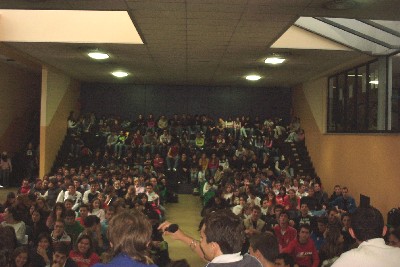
[275,253,295,267]
[351,206,385,242]
[203,209,244,254]
[249,232,279,263]
[84,215,100,228]
[53,242,69,256]
[107,209,152,264]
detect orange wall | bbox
[293,78,400,216]
[0,61,41,154]
[39,67,80,177]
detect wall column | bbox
[39,67,80,178]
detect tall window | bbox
[327,57,397,133]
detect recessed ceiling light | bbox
[369,80,379,85]
[265,57,285,65]
[88,52,109,60]
[112,71,128,78]
[246,75,261,81]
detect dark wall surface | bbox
[81,83,292,121]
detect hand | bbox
[158,221,185,241]
[37,247,46,257]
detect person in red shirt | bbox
[274,211,297,251]
[282,224,320,267]
[19,179,31,194]
[69,234,100,267]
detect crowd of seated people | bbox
[1,112,398,267]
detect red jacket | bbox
[274,225,297,251]
[282,238,320,267]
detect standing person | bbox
[282,224,319,267]
[166,142,180,172]
[0,151,12,188]
[93,209,157,267]
[159,209,263,266]
[332,206,400,267]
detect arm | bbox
[56,190,65,203]
[83,191,89,204]
[311,243,320,267]
[158,221,207,262]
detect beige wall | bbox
[40,67,80,177]
[293,78,400,216]
[0,61,41,154]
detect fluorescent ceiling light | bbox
[88,52,109,60]
[246,75,261,81]
[265,57,285,64]
[369,80,379,84]
[112,71,128,78]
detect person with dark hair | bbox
[10,246,29,267]
[249,232,279,267]
[1,206,26,245]
[69,234,100,267]
[81,215,103,254]
[273,211,297,251]
[30,232,53,267]
[64,209,84,245]
[332,206,400,266]
[388,226,400,248]
[52,243,78,267]
[159,209,262,266]
[282,224,319,267]
[93,209,157,267]
[274,253,295,267]
[318,226,344,266]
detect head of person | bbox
[79,204,89,219]
[251,205,262,221]
[200,210,245,261]
[389,227,400,248]
[11,246,29,267]
[249,232,279,265]
[84,215,100,231]
[350,206,386,243]
[334,185,341,195]
[107,209,153,264]
[74,234,94,258]
[275,253,295,267]
[341,186,350,199]
[317,216,328,234]
[341,213,351,229]
[52,243,70,266]
[279,211,289,226]
[298,224,311,244]
[36,232,52,250]
[53,220,65,236]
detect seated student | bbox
[51,220,71,249]
[27,208,49,246]
[318,225,344,267]
[311,216,328,251]
[51,243,78,267]
[159,209,262,266]
[340,213,356,252]
[10,246,29,267]
[30,232,53,267]
[1,206,26,245]
[249,232,279,267]
[76,204,90,227]
[64,210,84,245]
[69,234,100,267]
[274,211,297,252]
[282,224,320,267]
[93,210,157,267]
[244,206,266,237]
[293,203,317,232]
[332,206,400,267]
[80,216,104,254]
[329,187,357,214]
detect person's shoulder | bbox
[93,254,157,267]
